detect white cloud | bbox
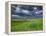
[12,15,25,18]
[12,15,21,18]
[15,7,21,13]
[35,12,39,14]
[12,14,28,19]
[15,6,22,13]
[22,9,30,15]
[35,10,43,14]
[33,7,37,10]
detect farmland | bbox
[11,18,43,32]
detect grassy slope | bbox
[11,18,43,32]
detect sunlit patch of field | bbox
[11,18,43,32]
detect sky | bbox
[11,4,43,19]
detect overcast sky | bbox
[11,4,43,19]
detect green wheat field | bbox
[11,18,43,32]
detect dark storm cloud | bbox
[11,4,43,19]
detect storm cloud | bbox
[11,4,43,19]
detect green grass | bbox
[11,18,43,32]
